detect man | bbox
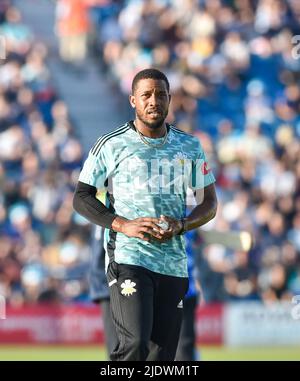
[89,190,118,358]
[89,224,118,358]
[175,229,203,361]
[55,0,99,65]
[73,68,217,361]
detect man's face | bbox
[130,78,171,129]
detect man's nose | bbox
[149,93,159,106]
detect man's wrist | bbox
[178,217,187,235]
[111,216,128,233]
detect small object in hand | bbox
[156,220,169,231]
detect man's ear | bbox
[129,94,135,108]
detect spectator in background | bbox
[89,224,118,358]
[89,189,118,358]
[175,228,203,361]
[55,0,103,67]
[55,0,89,65]
[174,189,204,361]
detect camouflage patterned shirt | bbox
[78,121,215,277]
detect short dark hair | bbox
[131,68,170,94]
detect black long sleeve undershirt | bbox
[73,181,117,229]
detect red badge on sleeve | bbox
[201,162,211,175]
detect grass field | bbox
[0,346,299,361]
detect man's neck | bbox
[134,119,167,138]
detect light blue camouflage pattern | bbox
[79,122,215,277]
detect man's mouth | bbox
[147,110,161,117]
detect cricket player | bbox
[73,68,217,361]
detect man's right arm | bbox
[73,181,118,229]
[73,141,128,231]
[73,181,164,240]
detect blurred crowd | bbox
[0,1,91,306]
[89,0,300,304]
[0,0,300,306]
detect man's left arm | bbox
[157,139,217,239]
[159,184,217,238]
[183,183,217,232]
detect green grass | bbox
[0,345,108,361]
[201,346,300,361]
[0,346,299,361]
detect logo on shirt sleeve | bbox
[201,161,211,175]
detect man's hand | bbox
[151,215,183,242]
[112,216,166,242]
